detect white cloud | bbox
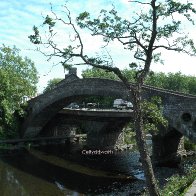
[120,0,130,4]
[152,50,196,76]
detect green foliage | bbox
[123,96,168,136]
[124,130,136,146]
[77,12,90,22]
[0,45,38,139]
[184,137,196,151]
[142,97,168,134]
[28,26,41,44]
[43,15,56,27]
[146,71,196,95]
[43,78,63,93]
[160,167,196,196]
[82,68,196,95]
[82,67,138,82]
[82,67,118,80]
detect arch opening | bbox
[181,112,192,122]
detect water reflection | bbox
[0,146,144,196]
[0,142,187,196]
[0,155,65,196]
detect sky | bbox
[0,0,196,93]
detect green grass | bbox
[160,167,196,196]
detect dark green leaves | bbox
[165,0,196,24]
[157,21,181,38]
[62,63,72,70]
[43,78,63,93]
[28,26,41,44]
[76,9,130,40]
[0,45,38,138]
[29,15,56,44]
[77,11,90,21]
[43,15,55,27]
[129,62,138,69]
[142,96,168,134]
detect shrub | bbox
[160,167,196,196]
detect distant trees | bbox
[82,68,196,95]
[0,45,38,139]
[43,78,63,93]
[146,72,196,95]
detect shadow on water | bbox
[0,145,143,196]
[36,143,141,175]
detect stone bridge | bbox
[21,69,196,165]
[41,109,133,149]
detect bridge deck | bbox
[59,108,134,118]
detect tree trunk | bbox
[132,84,160,196]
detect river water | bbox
[0,142,190,196]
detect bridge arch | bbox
[21,74,196,143]
[21,77,130,138]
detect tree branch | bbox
[129,0,151,5]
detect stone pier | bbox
[85,120,127,150]
[152,128,185,166]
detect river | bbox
[0,142,191,196]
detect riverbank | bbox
[185,179,196,196]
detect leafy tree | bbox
[83,68,196,95]
[146,71,196,94]
[141,96,167,134]
[187,76,196,95]
[0,45,38,139]
[29,1,196,195]
[43,78,63,93]
[82,67,137,82]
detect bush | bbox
[184,138,196,151]
[160,167,196,196]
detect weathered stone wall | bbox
[40,112,131,150]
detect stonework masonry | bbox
[21,69,196,165]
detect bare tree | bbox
[29,1,196,195]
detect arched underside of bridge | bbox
[152,127,185,166]
[21,78,131,138]
[40,112,132,149]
